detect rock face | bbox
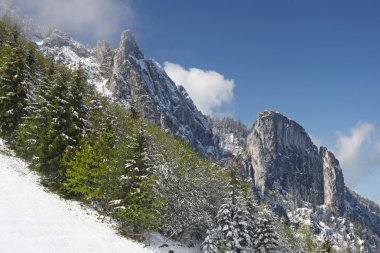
[321,147,345,211]
[105,30,219,157]
[208,116,248,157]
[246,111,345,213]
[40,29,220,158]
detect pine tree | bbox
[0,44,33,136]
[215,198,238,252]
[67,64,91,147]
[212,161,255,253]
[202,229,219,253]
[64,129,121,219]
[36,65,73,179]
[252,209,279,252]
[114,121,162,232]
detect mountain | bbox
[246,111,344,212]
[38,29,220,158]
[36,28,380,251]
[244,110,380,251]
[7,9,377,248]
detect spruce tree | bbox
[65,129,121,219]
[114,121,162,232]
[0,45,33,136]
[67,64,90,147]
[202,229,219,253]
[252,209,279,252]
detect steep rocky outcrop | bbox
[246,111,345,213]
[39,29,220,158]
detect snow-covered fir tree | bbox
[202,229,219,253]
[252,208,279,252]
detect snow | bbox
[0,139,199,253]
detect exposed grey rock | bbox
[43,30,90,58]
[94,41,114,79]
[320,147,344,212]
[37,28,220,157]
[245,110,344,213]
[102,30,220,158]
[208,116,248,157]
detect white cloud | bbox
[335,122,375,167]
[6,0,135,43]
[334,122,375,187]
[164,62,235,115]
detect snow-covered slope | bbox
[0,139,198,253]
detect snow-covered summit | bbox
[118,29,144,60]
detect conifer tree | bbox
[67,64,90,147]
[202,229,219,253]
[114,120,162,232]
[252,209,279,252]
[65,129,121,219]
[0,45,33,136]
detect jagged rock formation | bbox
[246,111,345,213]
[39,29,220,158]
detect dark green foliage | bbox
[65,130,121,217]
[0,42,33,136]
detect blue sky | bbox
[8,0,380,204]
[134,0,380,204]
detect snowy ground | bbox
[0,139,199,253]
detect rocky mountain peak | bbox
[42,29,91,58]
[254,110,315,153]
[43,29,71,47]
[117,29,144,60]
[246,110,344,213]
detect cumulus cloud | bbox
[6,0,135,43]
[164,62,235,115]
[334,122,375,187]
[335,122,375,167]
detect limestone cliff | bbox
[246,111,345,213]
